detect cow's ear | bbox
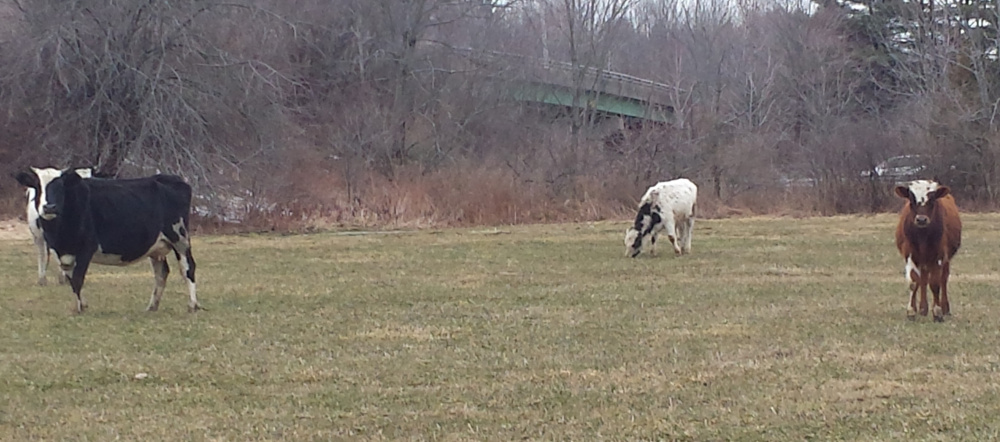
[933,186,951,199]
[894,185,910,199]
[14,171,38,188]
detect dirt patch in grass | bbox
[0,218,29,241]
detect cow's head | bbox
[38,169,89,221]
[18,167,63,214]
[895,180,950,228]
[624,202,661,257]
[15,167,93,209]
[624,228,641,257]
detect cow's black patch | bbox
[163,226,181,243]
[633,202,652,231]
[642,211,662,236]
[184,249,196,283]
[14,171,42,211]
[14,171,39,190]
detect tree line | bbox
[1,0,998,226]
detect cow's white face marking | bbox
[624,228,641,256]
[34,167,93,221]
[32,167,64,220]
[906,180,939,206]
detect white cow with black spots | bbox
[624,178,697,257]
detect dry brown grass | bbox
[3,214,1000,439]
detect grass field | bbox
[3,214,1000,440]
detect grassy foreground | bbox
[3,214,1000,440]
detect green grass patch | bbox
[3,214,1000,439]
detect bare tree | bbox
[549,0,635,148]
[337,0,517,179]
[2,0,293,185]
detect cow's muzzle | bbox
[41,204,59,220]
[914,214,930,227]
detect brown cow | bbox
[894,180,962,322]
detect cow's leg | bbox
[177,246,199,312]
[34,235,49,286]
[918,273,929,317]
[649,232,657,256]
[663,216,681,255]
[929,266,945,322]
[682,216,695,254]
[62,254,90,314]
[166,219,200,312]
[940,261,951,316]
[673,217,686,255]
[147,256,169,312]
[906,257,919,319]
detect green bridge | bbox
[452,48,676,124]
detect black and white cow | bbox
[29,169,200,313]
[624,178,698,257]
[15,167,93,286]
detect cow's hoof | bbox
[188,304,202,313]
[37,278,47,286]
[146,305,159,312]
[933,306,945,322]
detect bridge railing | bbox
[449,47,676,107]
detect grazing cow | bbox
[15,167,93,286]
[895,180,962,322]
[624,178,697,257]
[32,169,200,313]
